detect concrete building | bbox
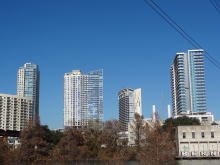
[0,94,33,131]
[8,137,21,149]
[17,63,40,119]
[118,88,142,131]
[176,125,220,157]
[134,88,142,116]
[63,69,103,128]
[118,131,129,146]
[170,50,207,116]
[118,88,134,131]
[174,113,214,124]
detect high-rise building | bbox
[170,49,207,116]
[17,63,40,119]
[0,93,33,131]
[63,69,103,128]
[118,88,142,131]
[133,88,142,116]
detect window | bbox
[192,132,195,139]
[201,132,205,138]
[211,132,214,138]
[183,132,186,139]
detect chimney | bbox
[168,105,171,118]
[152,105,156,122]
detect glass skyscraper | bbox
[63,69,103,128]
[87,70,103,122]
[17,63,40,120]
[170,50,207,116]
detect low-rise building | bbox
[173,112,214,125]
[176,125,220,157]
[118,131,128,146]
[54,128,64,132]
[8,137,21,149]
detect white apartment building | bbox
[0,94,33,131]
[64,70,103,128]
[176,125,220,157]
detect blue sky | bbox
[1,0,220,129]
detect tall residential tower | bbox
[17,63,40,119]
[63,69,103,128]
[170,50,207,116]
[118,88,142,131]
[0,93,33,131]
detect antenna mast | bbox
[161,92,163,120]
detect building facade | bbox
[0,94,33,131]
[170,50,207,116]
[8,137,21,149]
[176,125,220,157]
[118,88,142,131]
[133,88,142,116]
[63,69,103,128]
[17,63,40,119]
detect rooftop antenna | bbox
[161,92,163,120]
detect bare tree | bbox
[0,137,9,164]
[83,119,103,157]
[132,113,146,149]
[137,113,176,165]
[19,115,48,162]
[101,119,125,156]
[58,126,85,159]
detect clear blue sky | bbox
[1,0,220,129]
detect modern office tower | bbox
[63,69,103,128]
[170,49,207,116]
[0,93,33,131]
[118,88,142,131]
[17,63,40,119]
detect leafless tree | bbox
[101,119,125,156]
[131,113,146,149]
[137,113,176,165]
[58,126,86,159]
[83,119,103,157]
[0,137,9,164]
[19,115,48,162]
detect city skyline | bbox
[1,1,220,129]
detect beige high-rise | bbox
[0,94,33,131]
